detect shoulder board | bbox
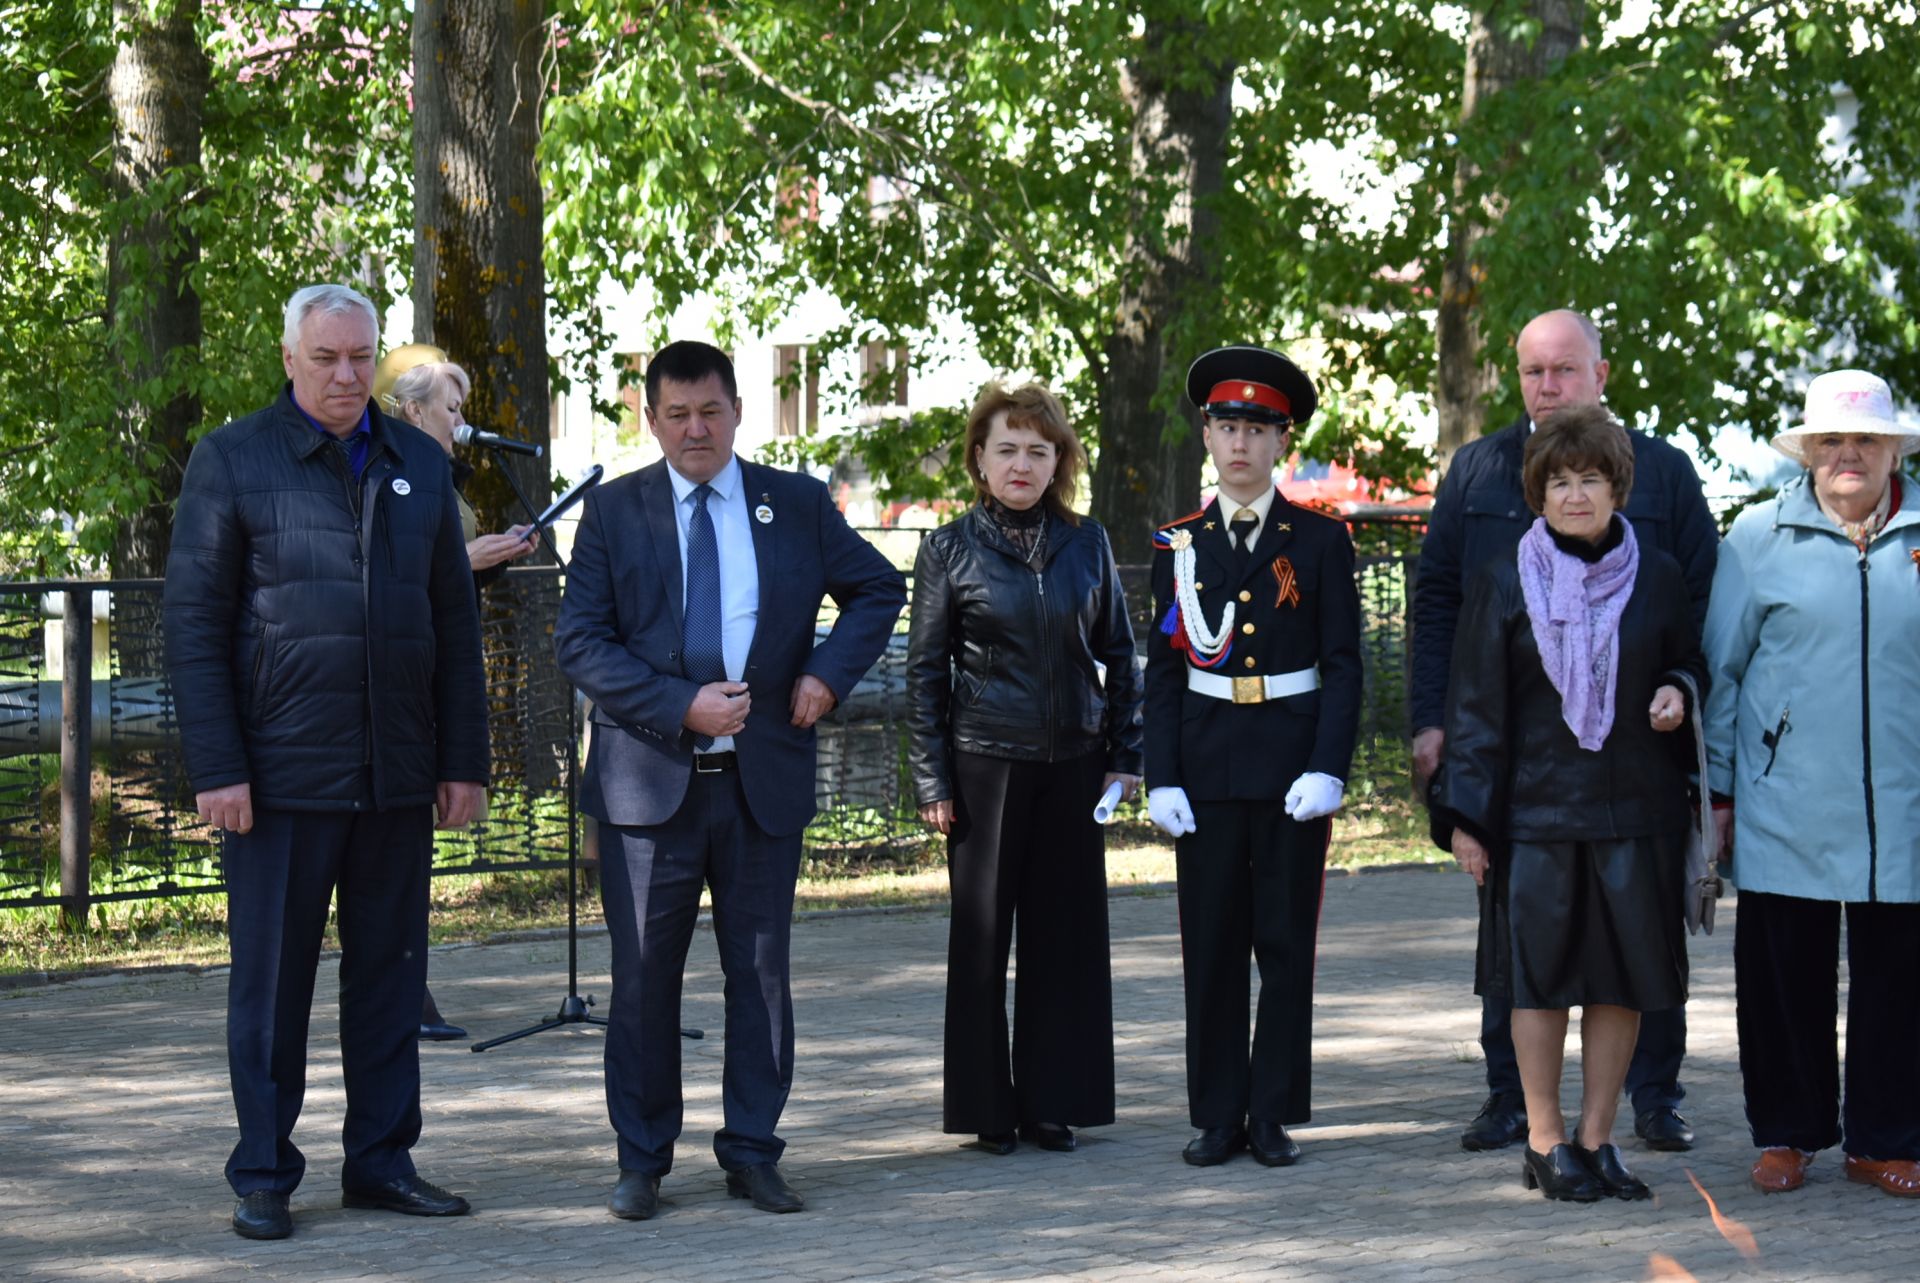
[1155,508,1205,531]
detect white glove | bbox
[1285,772,1345,822]
[1147,786,1197,838]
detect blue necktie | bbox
[683,483,725,750]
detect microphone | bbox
[453,423,544,458]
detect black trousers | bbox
[600,769,803,1176]
[222,805,432,1197]
[943,750,1115,1134]
[1735,890,1920,1160]
[1176,799,1328,1128]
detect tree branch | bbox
[701,13,1107,383]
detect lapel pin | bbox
[390,477,411,496]
[755,494,774,524]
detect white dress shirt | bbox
[1221,482,1278,543]
[666,455,759,751]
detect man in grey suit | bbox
[555,341,906,1221]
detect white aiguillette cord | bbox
[1174,541,1234,656]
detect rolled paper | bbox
[1092,780,1124,825]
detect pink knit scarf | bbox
[1515,516,1640,751]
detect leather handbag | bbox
[1673,672,1723,935]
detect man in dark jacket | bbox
[554,341,905,1222]
[1411,308,1718,1155]
[164,284,489,1241]
[1144,346,1364,1168]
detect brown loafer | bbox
[1750,1147,1812,1193]
[1844,1155,1920,1198]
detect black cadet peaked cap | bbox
[1185,346,1317,427]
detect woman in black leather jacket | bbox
[1437,407,1705,1204]
[907,381,1144,1156]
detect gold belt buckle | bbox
[1231,675,1265,704]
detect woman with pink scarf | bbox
[1436,405,1706,1204]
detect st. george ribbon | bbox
[453,423,544,458]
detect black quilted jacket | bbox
[163,386,489,810]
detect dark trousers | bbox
[943,750,1115,1134]
[1176,799,1329,1128]
[1735,890,1920,1160]
[600,769,803,1176]
[222,805,432,1196]
[1476,871,1688,1111]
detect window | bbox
[774,344,819,437]
[860,341,908,408]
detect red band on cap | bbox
[1207,380,1290,417]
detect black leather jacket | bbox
[907,506,1144,805]
[1436,530,1705,846]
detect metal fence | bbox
[0,515,1423,915]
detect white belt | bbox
[1187,664,1320,705]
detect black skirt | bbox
[1476,832,1688,1012]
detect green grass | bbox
[0,805,1442,981]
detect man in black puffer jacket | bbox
[164,285,489,1242]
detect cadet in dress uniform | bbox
[1144,346,1364,1168]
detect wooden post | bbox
[60,589,92,930]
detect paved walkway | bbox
[1,868,1909,1281]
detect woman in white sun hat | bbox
[1702,368,1920,1200]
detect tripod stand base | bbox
[471,994,702,1052]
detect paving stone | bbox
[1,873,1908,1281]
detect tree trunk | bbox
[1435,0,1582,469]
[1089,15,1234,563]
[412,0,552,529]
[108,0,207,578]
[413,1,564,792]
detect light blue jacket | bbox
[1703,472,1920,903]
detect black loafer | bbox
[1521,1144,1605,1202]
[609,1171,662,1220]
[1461,1092,1529,1152]
[1182,1125,1248,1167]
[1574,1142,1652,1200]
[725,1162,803,1213]
[1248,1120,1301,1167]
[1019,1122,1076,1153]
[232,1190,292,1240]
[1634,1106,1695,1152]
[341,1174,471,1217]
[972,1131,1018,1156]
[419,1021,469,1041]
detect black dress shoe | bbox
[725,1163,803,1213]
[418,1021,469,1041]
[1248,1120,1301,1167]
[971,1131,1017,1155]
[1574,1142,1652,1201]
[1461,1091,1529,1151]
[1182,1125,1248,1167]
[608,1171,662,1220]
[341,1174,471,1217]
[1634,1106,1695,1152]
[232,1190,292,1240]
[1019,1122,1076,1152]
[1521,1144,1605,1202]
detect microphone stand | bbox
[481,443,564,566]
[469,444,703,1051]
